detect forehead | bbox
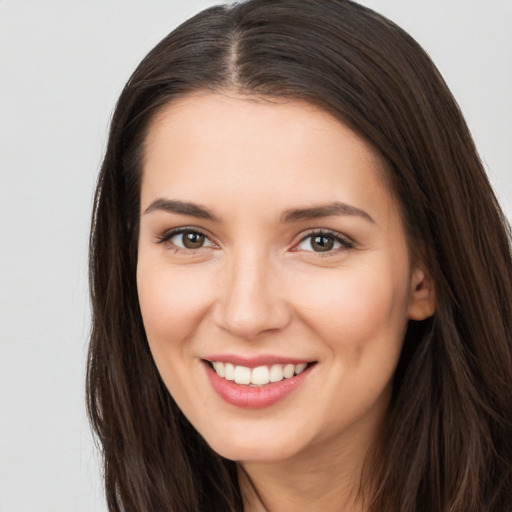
[140,91,395,220]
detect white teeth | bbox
[251,366,270,385]
[283,364,295,379]
[224,363,235,381]
[294,363,307,375]
[210,361,310,386]
[234,365,251,385]
[269,364,284,383]
[212,361,225,377]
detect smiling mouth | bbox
[205,360,316,387]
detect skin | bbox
[137,92,435,511]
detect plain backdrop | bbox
[0,1,510,511]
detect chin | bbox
[198,420,312,463]
[210,441,302,463]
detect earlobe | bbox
[407,267,436,320]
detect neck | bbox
[238,432,374,512]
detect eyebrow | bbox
[144,198,374,224]
[280,201,375,224]
[143,199,220,221]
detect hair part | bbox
[87,1,512,510]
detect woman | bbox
[87,1,512,510]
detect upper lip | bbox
[202,354,315,368]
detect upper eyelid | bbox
[157,226,215,245]
[295,228,353,244]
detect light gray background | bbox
[1,1,510,511]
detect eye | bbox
[158,228,215,251]
[295,230,353,253]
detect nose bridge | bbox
[216,245,290,338]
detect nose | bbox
[213,249,291,339]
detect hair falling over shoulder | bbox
[87,1,512,510]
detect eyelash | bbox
[156,227,354,256]
[294,229,354,256]
[156,227,215,253]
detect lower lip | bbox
[204,362,313,409]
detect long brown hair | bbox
[87,1,512,510]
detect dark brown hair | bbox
[87,1,512,510]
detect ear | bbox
[407,266,436,320]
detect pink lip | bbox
[203,360,314,409]
[203,354,312,368]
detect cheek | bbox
[136,262,213,348]
[293,264,411,354]
[136,262,215,412]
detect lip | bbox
[203,359,315,409]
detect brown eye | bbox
[311,235,335,252]
[182,231,206,249]
[160,229,215,250]
[296,231,353,254]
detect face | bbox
[137,92,433,463]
